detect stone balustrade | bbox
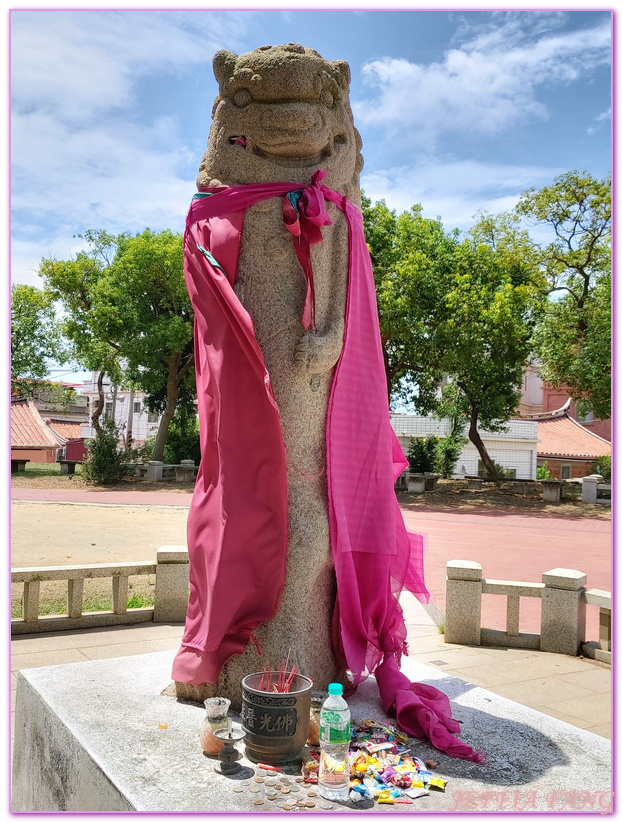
[445,560,610,664]
[581,475,611,505]
[134,460,198,482]
[11,546,189,635]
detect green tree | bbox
[516,171,611,418]
[362,196,537,481]
[361,195,457,407]
[40,229,195,459]
[10,284,67,395]
[39,231,123,432]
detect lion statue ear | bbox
[330,60,351,90]
[213,50,238,86]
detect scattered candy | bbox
[428,777,447,792]
[158,723,168,729]
[258,763,280,772]
[425,760,439,770]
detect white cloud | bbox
[587,106,611,135]
[353,15,611,142]
[10,10,247,123]
[361,159,564,231]
[11,110,196,235]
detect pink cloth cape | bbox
[172,171,483,763]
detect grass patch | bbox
[11,575,156,618]
[18,462,67,477]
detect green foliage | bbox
[591,456,611,482]
[516,171,611,418]
[536,462,552,480]
[126,592,154,609]
[39,228,195,459]
[82,418,134,485]
[407,436,439,474]
[161,406,201,465]
[435,416,467,479]
[491,462,515,480]
[10,284,67,394]
[362,192,538,481]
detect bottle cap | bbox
[328,683,343,695]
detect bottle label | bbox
[319,718,350,745]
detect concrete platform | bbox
[12,650,612,813]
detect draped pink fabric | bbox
[172,172,483,763]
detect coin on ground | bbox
[305,801,315,808]
[307,791,317,797]
[233,786,244,793]
[254,777,265,783]
[320,802,334,810]
[295,777,305,783]
[290,785,300,792]
[249,787,260,794]
[282,803,294,811]
[280,787,291,794]
[254,799,265,806]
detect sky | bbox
[8,5,613,384]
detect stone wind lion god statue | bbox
[173,43,367,707]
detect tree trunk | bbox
[151,355,181,462]
[468,405,500,485]
[91,372,105,435]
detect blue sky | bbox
[8,5,612,383]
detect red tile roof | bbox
[537,414,611,460]
[11,399,63,448]
[45,419,83,441]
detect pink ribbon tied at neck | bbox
[281,170,333,332]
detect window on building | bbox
[560,465,572,480]
[133,402,142,414]
[104,402,113,419]
[147,411,158,423]
[578,410,594,423]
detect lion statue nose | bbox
[261,103,324,134]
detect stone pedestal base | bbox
[12,651,611,812]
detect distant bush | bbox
[82,418,134,484]
[591,455,611,481]
[407,436,438,473]
[537,462,552,480]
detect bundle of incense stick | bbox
[258,651,299,693]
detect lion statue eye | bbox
[232,88,252,108]
[321,89,334,108]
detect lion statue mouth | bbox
[249,133,347,168]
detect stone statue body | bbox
[176,44,364,708]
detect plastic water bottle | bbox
[318,683,351,801]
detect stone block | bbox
[445,562,482,646]
[582,476,598,504]
[542,568,586,590]
[146,461,163,481]
[154,547,189,623]
[446,559,482,581]
[541,579,586,656]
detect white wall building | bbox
[79,372,161,446]
[390,415,539,480]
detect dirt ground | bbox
[10,500,190,616]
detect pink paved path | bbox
[13,488,610,641]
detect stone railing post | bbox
[445,560,482,645]
[154,546,189,623]
[540,568,586,655]
[581,476,599,504]
[146,460,164,481]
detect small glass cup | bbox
[199,697,231,755]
